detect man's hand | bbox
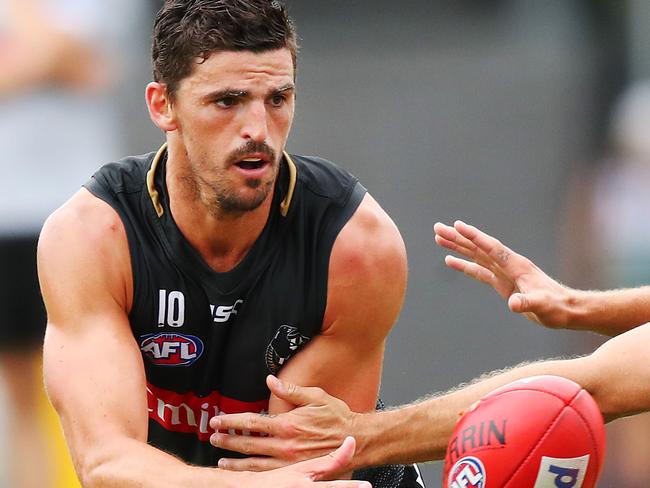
[254,437,371,487]
[210,375,357,471]
[433,220,575,329]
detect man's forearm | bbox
[80,438,243,488]
[569,287,650,336]
[351,357,595,468]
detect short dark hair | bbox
[152,0,298,97]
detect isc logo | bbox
[533,455,590,488]
[447,457,486,488]
[210,299,244,324]
[140,333,204,367]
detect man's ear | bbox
[145,82,178,132]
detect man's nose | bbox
[240,102,269,142]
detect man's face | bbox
[170,48,295,215]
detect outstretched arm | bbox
[212,323,650,470]
[434,220,650,336]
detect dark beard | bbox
[209,140,279,215]
[214,176,276,214]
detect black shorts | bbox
[354,463,426,488]
[0,235,47,351]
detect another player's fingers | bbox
[218,455,287,472]
[267,374,329,407]
[509,293,540,314]
[308,437,356,480]
[210,412,275,437]
[445,256,495,285]
[454,221,519,269]
[434,222,477,253]
[210,431,279,457]
[434,235,472,258]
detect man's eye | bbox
[270,95,286,107]
[216,97,237,108]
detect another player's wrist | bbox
[349,405,436,468]
[560,287,590,330]
[348,411,378,469]
[566,288,629,334]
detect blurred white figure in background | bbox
[0,0,148,486]
[591,82,650,286]
[561,80,650,487]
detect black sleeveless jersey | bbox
[84,145,426,487]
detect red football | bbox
[443,375,606,488]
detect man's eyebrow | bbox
[203,84,294,101]
[273,84,295,94]
[204,89,248,101]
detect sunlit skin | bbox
[146,48,296,270]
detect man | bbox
[38,1,421,486]
[209,220,650,471]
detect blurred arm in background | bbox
[0,0,108,97]
[0,1,123,487]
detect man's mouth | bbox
[235,157,267,170]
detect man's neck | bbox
[164,152,275,274]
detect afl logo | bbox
[448,456,486,488]
[140,333,204,367]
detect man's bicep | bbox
[272,194,407,414]
[271,331,386,414]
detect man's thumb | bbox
[509,293,529,312]
[266,375,317,406]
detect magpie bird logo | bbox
[265,325,309,374]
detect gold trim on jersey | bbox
[147,143,167,218]
[280,151,297,217]
[146,143,297,218]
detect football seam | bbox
[500,387,582,487]
[569,394,603,475]
[491,387,603,478]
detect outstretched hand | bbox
[255,437,371,488]
[211,375,357,472]
[433,220,574,329]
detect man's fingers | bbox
[434,234,475,260]
[210,413,275,437]
[509,293,538,313]
[210,431,279,457]
[434,222,477,255]
[267,374,328,407]
[453,220,520,270]
[306,436,356,480]
[444,256,496,285]
[218,455,287,472]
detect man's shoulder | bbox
[289,153,363,201]
[41,189,126,248]
[86,150,158,196]
[333,194,406,274]
[38,189,133,317]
